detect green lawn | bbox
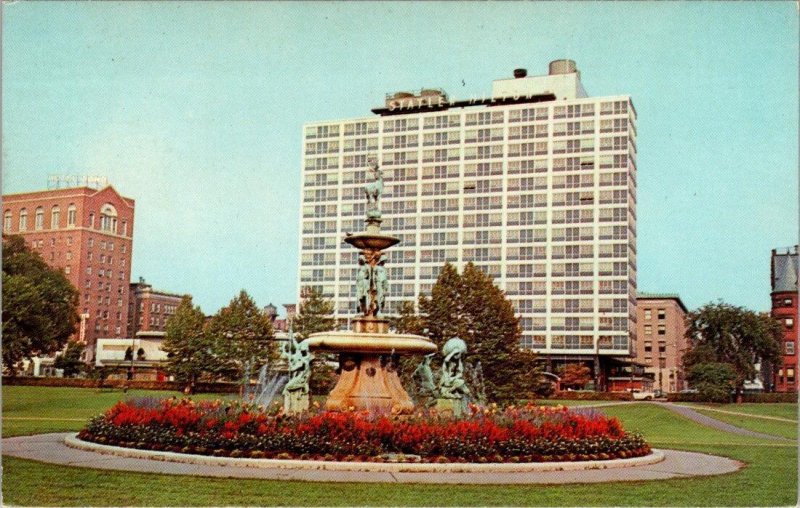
[2,388,798,506]
[2,386,228,437]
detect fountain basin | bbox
[344,232,400,251]
[304,331,436,355]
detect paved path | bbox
[1,433,742,485]
[650,402,795,442]
[673,405,797,423]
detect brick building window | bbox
[657,308,666,319]
[644,308,651,320]
[51,206,60,228]
[3,210,11,233]
[658,324,666,335]
[34,207,44,230]
[67,204,77,227]
[19,208,27,231]
[785,318,794,328]
[786,341,795,355]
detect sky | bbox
[3,1,798,315]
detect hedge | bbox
[666,392,798,403]
[550,391,633,401]
[1,376,239,393]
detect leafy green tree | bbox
[292,286,337,393]
[686,362,737,403]
[292,286,336,339]
[2,235,79,375]
[419,262,523,402]
[509,349,555,399]
[207,290,277,382]
[390,300,425,336]
[162,296,212,392]
[684,302,782,402]
[53,341,86,378]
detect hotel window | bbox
[34,207,44,230]
[19,208,27,231]
[787,368,796,384]
[657,308,666,319]
[657,324,666,335]
[643,309,652,320]
[51,206,60,228]
[3,210,11,232]
[644,325,652,335]
[786,341,795,355]
[644,341,652,352]
[785,318,794,328]
[67,204,77,227]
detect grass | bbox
[2,386,228,437]
[1,388,798,506]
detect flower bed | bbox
[78,398,650,463]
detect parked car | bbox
[629,389,655,401]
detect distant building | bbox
[95,278,186,381]
[770,246,798,393]
[3,186,135,361]
[298,60,638,384]
[127,278,185,337]
[635,293,688,393]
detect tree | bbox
[207,291,277,382]
[292,286,337,394]
[418,262,524,402]
[2,235,79,375]
[53,341,86,378]
[508,349,555,399]
[390,300,425,336]
[686,362,736,403]
[559,363,592,390]
[292,286,336,339]
[684,302,782,402]
[162,296,212,392]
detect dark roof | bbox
[772,246,799,293]
[637,293,688,313]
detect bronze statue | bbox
[363,158,383,219]
[439,337,470,399]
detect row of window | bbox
[304,101,633,140]
[304,135,634,160]
[4,203,126,235]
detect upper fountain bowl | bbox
[344,232,400,251]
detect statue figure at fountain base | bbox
[284,390,310,414]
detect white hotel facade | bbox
[298,60,637,367]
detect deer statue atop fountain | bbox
[364,158,383,219]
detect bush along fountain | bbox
[77,158,651,463]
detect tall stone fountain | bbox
[304,159,437,414]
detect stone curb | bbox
[64,434,664,473]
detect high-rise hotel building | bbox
[298,60,637,366]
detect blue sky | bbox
[3,1,797,315]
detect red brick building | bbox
[771,246,798,393]
[634,293,688,393]
[127,278,184,337]
[3,186,135,360]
